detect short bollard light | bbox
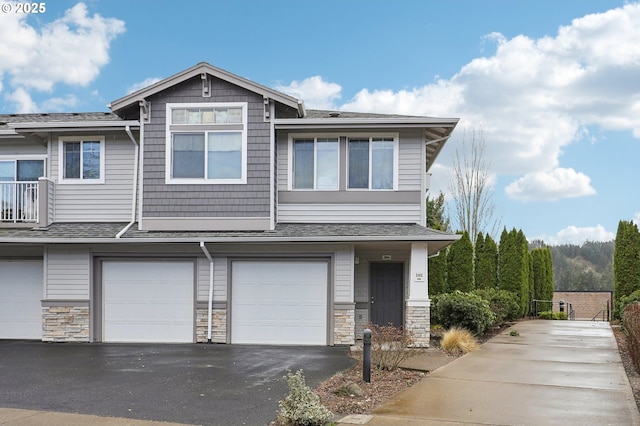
[363,328,372,383]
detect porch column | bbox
[406,242,430,346]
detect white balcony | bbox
[0,181,39,224]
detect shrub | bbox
[623,302,640,372]
[537,311,567,320]
[432,291,496,335]
[621,290,640,310]
[276,370,333,426]
[365,323,421,371]
[440,327,480,355]
[472,288,520,325]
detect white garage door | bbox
[0,260,42,339]
[103,261,194,343]
[231,260,328,345]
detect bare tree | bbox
[448,128,501,245]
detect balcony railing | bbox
[0,181,39,223]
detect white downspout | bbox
[116,125,139,238]
[199,242,214,343]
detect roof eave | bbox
[0,233,461,245]
[8,121,141,133]
[109,62,302,115]
[274,117,459,130]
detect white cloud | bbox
[5,88,38,113]
[504,167,596,202]
[0,2,125,111]
[283,3,640,202]
[41,95,79,112]
[275,76,342,110]
[633,212,640,227]
[536,224,615,245]
[127,77,162,94]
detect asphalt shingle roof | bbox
[0,112,123,130]
[0,222,456,243]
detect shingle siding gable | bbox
[142,75,270,219]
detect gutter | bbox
[116,125,139,238]
[199,242,214,343]
[0,234,462,245]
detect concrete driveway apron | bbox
[0,342,355,426]
[360,321,640,426]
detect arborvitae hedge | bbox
[614,220,640,318]
[475,232,498,290]
[447,231,474,292]
[428,248,447,296]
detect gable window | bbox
[348,136,397,190]
[58,137,104,183]
[292,137,339,189]
[166,103,247,184]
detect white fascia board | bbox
[0,130,20,137]
[274,117,459,129]
[109,63,301,115]
[9,121,140,132]
[0,234,461,245]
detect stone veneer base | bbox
[42,306,90,342]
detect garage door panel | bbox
[232,261,328,345]
[103,261,194,343]
[0,260,42,339]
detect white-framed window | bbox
[166,102,247,184]
[347,135,398,190]
[291,136,339,190]
[58,137,105,183]
[0,157,45,182]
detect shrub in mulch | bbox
[623,302,640,373]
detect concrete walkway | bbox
[340,321,640,425]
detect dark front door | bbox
[370,262,403,326]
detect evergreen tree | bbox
[499,228,529,316]
[543,247,554,301]
[447,231,474,292]
[428,248,447,296]
[531,248,545,301]
[426,192,450,232]
[498,228,517,292]
[614,220,640,318]
[427,191,449,296]
[475,232,498,289]
[519,230,532,316]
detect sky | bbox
[1,0,638,246]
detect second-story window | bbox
[292,137,339,189]
[348,136,396,190]
[166,103,247,184]
[58,137,105,183]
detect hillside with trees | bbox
[533,240,614,292]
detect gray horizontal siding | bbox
[334,246,354,303]
[398,130,424,190]
[197,255,227,302]
[51,136,134,222]
[45,248,90,299]
[277,203,422,223]
[0,138,47,155]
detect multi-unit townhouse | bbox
[0,62,459,346]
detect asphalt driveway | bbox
[0,341,356,425]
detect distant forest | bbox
[531,240,615,291]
